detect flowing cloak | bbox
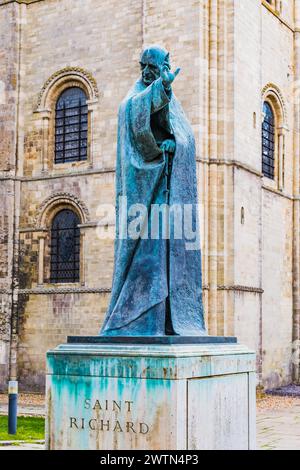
[101,77,206,336]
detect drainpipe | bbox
[8,1,23,384]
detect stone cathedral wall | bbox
[0,0,297,390]
[234,0,294,387]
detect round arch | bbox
[261,83,287,128]
[36,67,99,111]
[37,192,90,228]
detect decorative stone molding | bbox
[36,192,90,227]
[18,228,48,233]
[35,67,99,111]
[18,287,111,295]
[261,83,288,126]
[218,285,264,294]
[20,167,116,182]
[203,285,264,294]
[3,284,263,295]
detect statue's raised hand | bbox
[161,65,181,89]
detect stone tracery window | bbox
[50,209,80,283]
[35,68,99,171]
[55,87,88,164]
[261,85,287,191]
[262,101,275,180]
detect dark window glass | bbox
[262,102,275,180]
[55,87,88,164]
[50,209,80,283]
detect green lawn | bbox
[0,416,45,442]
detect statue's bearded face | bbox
[140,47,170,86]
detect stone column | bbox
[37,233,47,286]
[86,99,98,168]
[80,230,86,286]
[41,111,51,173]
[208,0,219,335]
[277,128,285,192]
[208,0,235,336]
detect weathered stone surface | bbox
[46,342,256,450]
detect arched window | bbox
[262,102,275,180]
[55,87,88,164]
[50,209,80,283]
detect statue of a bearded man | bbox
[101,46,206,337]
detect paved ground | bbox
[0,393,299,450]
[0,393,44,417]
[0,443,44,450]
[257,396,300,450]
[0,403,45,417]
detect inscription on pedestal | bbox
[46,343,256,449]
[69,399,150,435]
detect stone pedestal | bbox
[46,340,256,450]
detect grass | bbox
[0,415,45,442]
